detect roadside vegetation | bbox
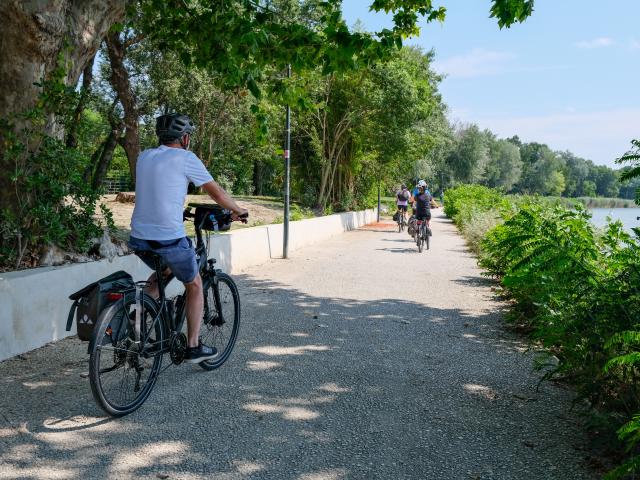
[445,183,640,478]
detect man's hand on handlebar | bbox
[232,209,249,223]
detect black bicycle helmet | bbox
[155,113,195,141]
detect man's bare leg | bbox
[143,269,204,348]
[144,268,171,299]
[184,273,204,347]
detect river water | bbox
[590,208,640,232]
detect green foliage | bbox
[136,0,448,104]
[617,139,640,205]
[445,184,640,476]
[289,204,315,221]
[443,184,504,221]
[490,0,534,28]
[441,132,631,201]
[484,136,522,191]
[0,62,113,269]
[446,125,490,185]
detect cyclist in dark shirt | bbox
[414,184,432,233]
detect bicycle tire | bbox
[199,272,240,371]
[89,294,164,417]
[425,229,430,250]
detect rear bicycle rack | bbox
[133,281,149,345]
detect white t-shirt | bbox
[131,145,213,240]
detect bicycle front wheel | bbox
[200,272,240,371]
[89,294,164,417]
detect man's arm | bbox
[201,180,248,220]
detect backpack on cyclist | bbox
[397,190,408,202]
[67,271,134,341]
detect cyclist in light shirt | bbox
[129,113,247,363]
[395,184,410,223]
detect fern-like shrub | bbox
[445,184,640,476]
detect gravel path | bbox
[0,211,594,479]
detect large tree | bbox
[0,0,126,214]
[446,125,490,184]
[485,136,522,191]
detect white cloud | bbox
[457,108,640,167]
[433,48,516,79]
[575,37,615,49]
[630,38,640,50]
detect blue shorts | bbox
[128,236,198,283]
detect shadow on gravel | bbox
[453,275,497,288]
[0,273,591,479]
[445,247,473,254]
[379,238,415,243]
[375,247,421,253]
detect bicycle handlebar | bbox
[183,205,249,226]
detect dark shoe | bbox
[184,342,218,363]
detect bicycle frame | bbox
[131,220,223,359]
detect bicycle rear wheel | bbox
[89,294,164,416]
[199,272,240,371]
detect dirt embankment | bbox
[102,193,285,241]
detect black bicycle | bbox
[416,219,431,253]
[88,204,246,416]
[397,209,407,232]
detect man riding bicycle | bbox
[395,184,410,223]
[128,113,247,364]
[408,180,431,237]
[414,182,433,234]
[410,179,431,207]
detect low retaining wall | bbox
[0,209,377,361]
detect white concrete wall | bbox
[0,209,377,361]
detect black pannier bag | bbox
[67,271,134,341]
[191,203,232,232]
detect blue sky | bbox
[341,0,640,168]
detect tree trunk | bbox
[66,55,95,148]
[253,160,264,196]
[0,0,126,214]
[0,1,125,121]
[106,31,140,181]
[92,121,124,190]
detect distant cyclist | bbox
[409,180,430,237]
[411,179,431,208]
[395,184,410,224]
[414,183,433,235]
